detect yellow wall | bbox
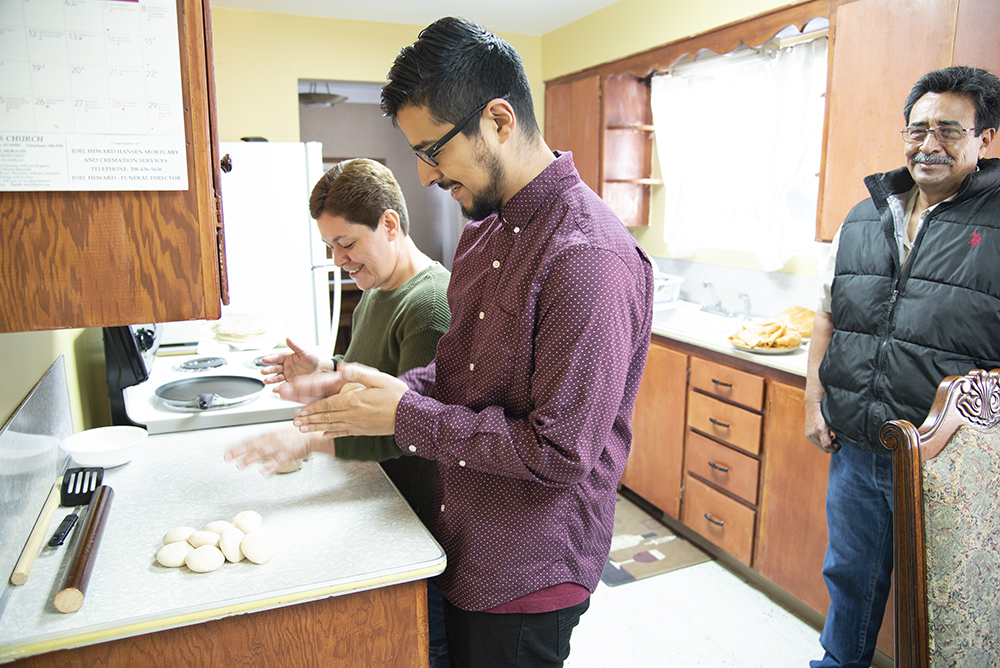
[210,9,544,143]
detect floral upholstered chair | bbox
[879,368,1000,668]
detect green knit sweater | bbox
[333,261,450,526]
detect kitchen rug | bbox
[601,494,712,586]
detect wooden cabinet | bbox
[621,341,687,519]
[0,0,226,333]
[544,75,601,194]
[817,0,1000,240]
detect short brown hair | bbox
[309,158,409,234]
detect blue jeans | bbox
[428,581,449,668]
[811,441,894,668]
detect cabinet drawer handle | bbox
[708,461,729,473]
[704,513,725,527]
[709,417,730,429]
[711,378,733,388]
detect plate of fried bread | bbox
[728,306,815,354]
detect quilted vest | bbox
[819,158,1000,453]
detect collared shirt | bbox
[395,152,654,611]
[818,186,953,312]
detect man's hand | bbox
[292,363,407,438]
[806,400,840,453]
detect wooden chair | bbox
[879,368,1000,668]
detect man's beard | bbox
[461,147,506,221]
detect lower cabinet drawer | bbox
[685,432,760,505]
[681,474,755,566]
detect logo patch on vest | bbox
[969,231,982,249]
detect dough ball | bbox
[162,526,196,546]
[340,382,365,393]
[188,530,221,548]
[230,510,263,534]
[185,545,225,573]
[219,527,246,563]
[240,530,273,564]
[274,459,303,474]
[156,541,192,568]
[203,520,235,535]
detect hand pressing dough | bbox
[274,459,303,474]
[230,510,263,534]
[185,545,225,573]
[188,530,221,548]
[156,541,193,568]
[162,526,196,546]
[203,520,235,535]
[240,530,273,564]
[219,527,246,562]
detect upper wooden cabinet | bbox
[0,0,226,333]
[545,75,601,194]
[817,0,1000,240]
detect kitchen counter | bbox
[651,301,808,378]
[0,424,445,665]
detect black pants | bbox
[442,596,590,668]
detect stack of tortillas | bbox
[212,315,275,348]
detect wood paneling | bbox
[0,0,225,332]
[544,75,601,193]
[10,579,429,668]
[621,343,687,519]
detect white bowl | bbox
[60,426,148,468]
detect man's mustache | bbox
[912,152,954,164]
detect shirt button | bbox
[492,260,500,268]
[514,227,520,233]
[408,445,416,452]
[440,504,445,512]
[459,460,466,467]
[469,363,475,371]
[478,311,484,319]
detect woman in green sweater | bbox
[225,158,450,526]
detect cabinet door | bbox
[621,342,687,519]
[756,380,830,613]
[544,75,600,194]
[817,0,957,241]
[0,0,224,332]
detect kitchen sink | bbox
[653,301,746,336]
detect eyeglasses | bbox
[414,94,509,167]
[900,125,977,144]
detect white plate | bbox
[731,341,802,355]
[60,426,148,468]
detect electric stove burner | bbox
[177,356,228,372]
[251,355,271,368]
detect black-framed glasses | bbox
[900,125,977,144]
[414,94,509,167]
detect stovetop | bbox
[122,348,303,434]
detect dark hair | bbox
[309,158,409,235]
[380,16,539,137]
[904,66,1000,134]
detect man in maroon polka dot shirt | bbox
[289,17,654,667]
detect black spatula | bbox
[49,468,104,547]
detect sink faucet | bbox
[738,293,751,320]
[701,281,729,315]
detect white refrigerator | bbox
[161,142,340,353]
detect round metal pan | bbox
[154,376,265,411]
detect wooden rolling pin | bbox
[9,477,63,586]
[54,485,114,614]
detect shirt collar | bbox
[498,151,577,231]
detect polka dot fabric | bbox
[396,152,654,611]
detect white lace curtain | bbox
[651,37,828,270]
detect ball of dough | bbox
[156,541,193,568]
[230,510,263,534]
[340,382,365,393]
[162,526,196,546]
[240,530,273,564]
[188,530,221,548]
[219,527,246,563]
[274,459,303,474]
[185,545,225,573]
[203,520,235,535]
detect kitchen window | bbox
[651,29,828,271]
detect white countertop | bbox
[651,301,809,377]
[0,424,445,664]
